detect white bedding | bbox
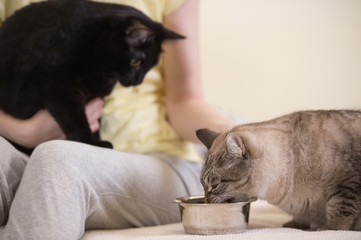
[82,200,361,240]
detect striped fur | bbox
[197,110,361,231]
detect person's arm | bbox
[163,0,235,143]
[0,0,5,26]
[0,98,104,148]
[0,109,65,148]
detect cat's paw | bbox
[95,140,113,149]
[282,221,300,229]
[315,226,331,231]
[282,221,309,230]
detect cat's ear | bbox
[125,21,154,47]
[159,26,185,41]
[196,128,220,149]
[226,133,245,157]
[125,20,184,47]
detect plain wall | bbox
[200,0,361,122]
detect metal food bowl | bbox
[173,195,257,235]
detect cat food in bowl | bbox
[173,195,257,235]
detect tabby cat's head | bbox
[196,128,256,203]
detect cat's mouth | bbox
[209,193,257,204]
[224,197,236,203]
[207,196,236,203]
[119,79,144,87]
[117,72,146,87]
[219,197,245,204]
[120,82,133,87]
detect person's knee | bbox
[0,137,28,225]
[30,140,81,178]
[0,136,22,157]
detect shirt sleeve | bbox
[0,0,5,25]
[162,0,185,17]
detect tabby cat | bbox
[0,0,183,153]
[196,110,361,231]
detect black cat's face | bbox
[90,17,184,87]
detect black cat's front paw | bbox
[95,140,113,149]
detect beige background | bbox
[199,0,361,122]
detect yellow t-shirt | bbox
[0,0,202,162]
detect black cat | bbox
[0,0,184,154]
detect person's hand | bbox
[85,97,104,132]
[26,97,105,147]
[0,98,104,148]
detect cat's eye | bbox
[130,58,142,67]
[211,183,219,189]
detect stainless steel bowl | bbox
[173,195,257,235]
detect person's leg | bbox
[0,137,28,226]
[0,140,202,240]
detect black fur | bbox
[0,0,184,154]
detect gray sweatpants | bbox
[0,137,203,240]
